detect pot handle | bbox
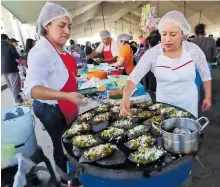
[152,121,163,135]
[196,117,209,133]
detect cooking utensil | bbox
[159,117,209,154]
[152,122,164,135]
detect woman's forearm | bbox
[123,80,136,99]
[105,56,117,62]
[203,80,211,98]
[31,85,68,100]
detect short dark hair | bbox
[86,41,91,46]
[216,38,220,47]
[130,41,137,46]
[95,42,100,47]
[147,30,161,47]
[1,34,9,41]
[25,38,35,54]
[194,23,206,36]
[70,40,75,45]
[189,35,195,39]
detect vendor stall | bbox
[62,97,209,187]
[77,63,148,102]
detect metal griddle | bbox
[62,103,198,179]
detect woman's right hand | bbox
[120,96,131,117]
[66,92,88,106]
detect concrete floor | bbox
[1,69,220,187]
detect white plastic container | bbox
[1,107,38,159]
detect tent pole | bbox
[184,1,186,17]
[129,12,131,30]
[101,2,106,29]
[157,0,159,17]
[199,10,202,23]
[89,19,93,36]
[121,18,123,32]
[115,21,117,35]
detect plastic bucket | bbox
[1,107,38,161]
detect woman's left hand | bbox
[202,97,212,111]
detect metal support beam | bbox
[101,2,106,29]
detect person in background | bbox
[85,41,93,55]
[216,38,220,47]
[22,38,36,61]
[72,46,82,63]
[10,38,21,55]
[1,34,23,105]
[20,49,25,55]
[80,45,86,59]
[25,38,35,54]
[193,24,216,70]
[18,38,36,79]
[92,43,96,50]
[76,44,83,58]
[209,34,214,39]
[23,2,88,186]
[130,41,138,54]
[111,33,134,75]
[138,35,146,47]
[188,35,195,42]
[68,39,76,52]
[120,11,211,118]
[95,42,100,48]
[193,24,216,101]
[86,30,119,64]
[216,38,220,68]
[142,30,161,95]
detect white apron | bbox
[155,45,198,117]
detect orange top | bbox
[118,44,134,75]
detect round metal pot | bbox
[156,117,209,154]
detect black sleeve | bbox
[9,44,20,59]
[212,39,216,57]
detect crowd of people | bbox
[1,2,220,187]
[1,34,36,105]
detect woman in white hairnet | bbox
[111,33,135,75]
[120,11,212,118]
[24,2,87,186]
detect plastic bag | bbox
[1,144,15,169]
[11,153,36,187]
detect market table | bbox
[78,63,147,100]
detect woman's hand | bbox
[66,92,88,106]
[120,96,131,117]
[110,63,116,67]
[95,58,104,62]
[202,97,212,112]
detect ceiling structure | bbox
[2,1,220,40]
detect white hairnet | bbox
[117,33,132,41]
[158,11,191,36]
[36,2,72,36]
[100,30,111,39]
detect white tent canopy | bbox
[2,1,220,40]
